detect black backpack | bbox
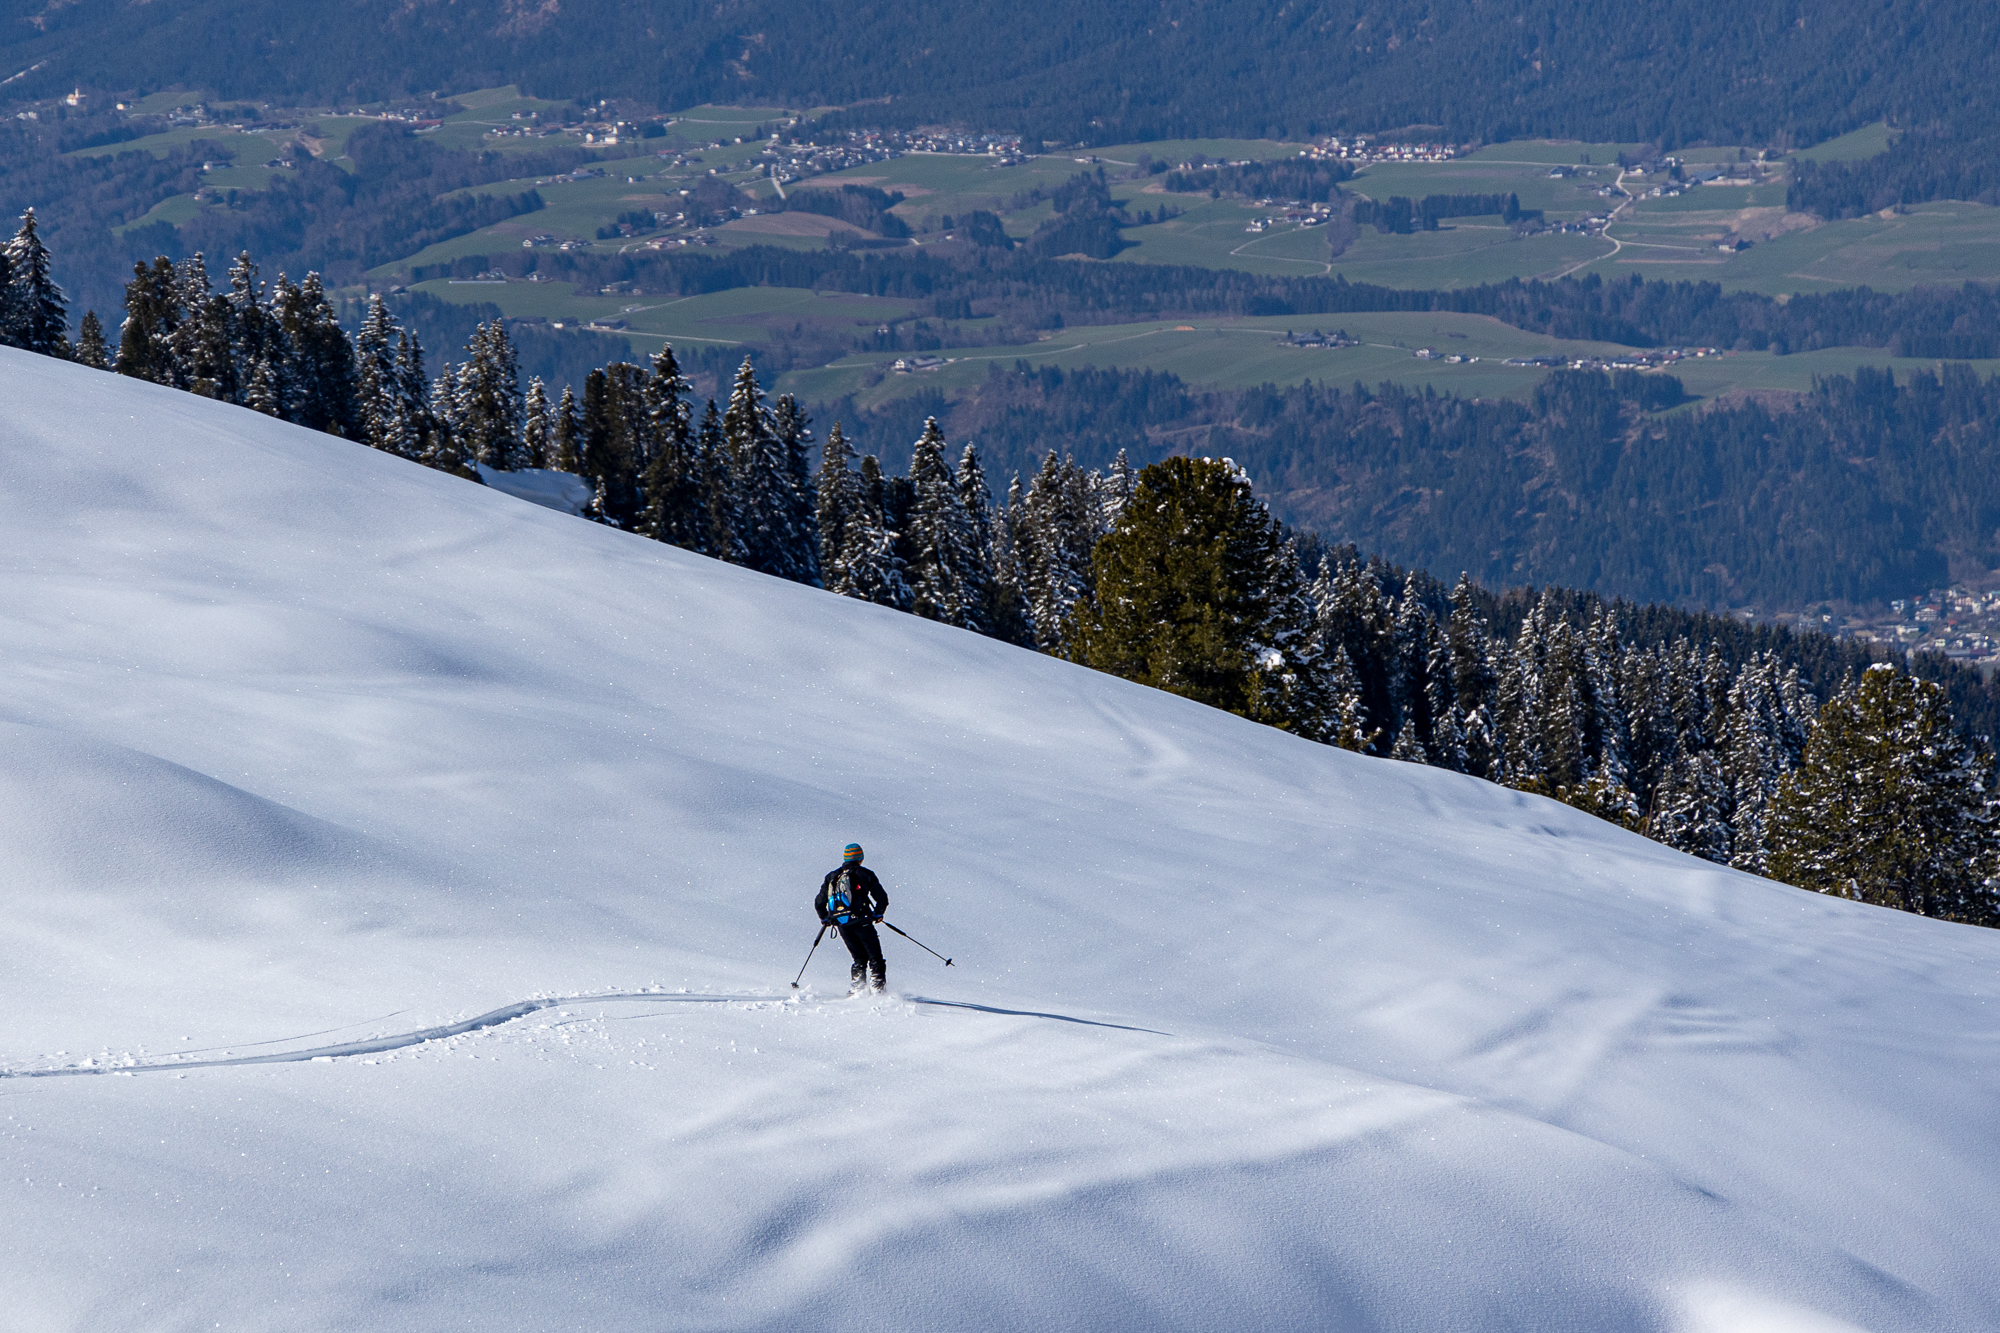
[826,867,862,925]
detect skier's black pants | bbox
[836,922,885,987]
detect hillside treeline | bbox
[20,229,2000,925]
[822,360,2000,615]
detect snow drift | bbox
[0,348,1995,1332]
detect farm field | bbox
[780,311,1643,405]
[411,280,919,346]
[777,309,2000,408]
[1582,202,2000,293]
[1113,195,1613,286]
[1792,122,1892,162]
[1346,158,1623,219]
[800,152,1090,233]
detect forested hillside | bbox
[6,0,1999,151]
[822,361,2000,612]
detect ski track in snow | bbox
[0,993,1171,1078]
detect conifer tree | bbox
[638,349,706,551]
[697,398,747,562]
[1768,666,1999,924]
[1072,456,1320,731]
[5,209,67,356]
[1250,537,1332,740]
[164,254,234,401]
[722,357,779,567]
[1314,558,1397,753]
[816,423,861,589]
[455,321,525,469]
[1445,574,1496,721]
[1328,646,1378,752]
[353,294,402,452]
[116,257,180,385]
[1100,448,1136,527]
[1650,750,1733,864]
[1387,594,1439,761]
[272,272,357,436]
[245,353,283,418]
[553,384,582,473]
[387,330,430,459]
[983,473,1036,647]
[520,377,554,468]
[581,364,645,526]
[770,393,821,585]
[904,419,990,629]
[1018,451,1097,651]
[838,453,913,609]
[424,364,466,473]
[73,310,108,369]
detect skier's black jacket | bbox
[816,864,887,926]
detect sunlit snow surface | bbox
[0,349,1994,1332]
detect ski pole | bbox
[790,925,827,988]
[879,920,953,967]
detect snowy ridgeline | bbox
[0,349,1997,1332]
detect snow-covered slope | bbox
[1,348,1996,1332]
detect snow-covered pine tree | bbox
[1445,574,1496,722]
[984,473,1035,647]
[73,310,109,369]
[721,356,787,573]
[1313,557,1397,753]
[5,209,68,356]
[1386,594,1438,762]
[352,294,402,453]
[225,253,287,406]
[387,330,430,459]
[1328,645,1378,752]
[1491,608,1545,782]
[1722,654,1806,874]
[1072,456,1324,733]
[1618,642,1677,813]
[1424,621,1468,771]
[769,393,820,585]
[244,354,283,418]
[116,257,181,385]
[1017,451,1098,651]
[273,272,358,436]
[1768,665,1996,924]
[520,377,553,469]
[581,364,645,526]
[1100,448,1136,528]
[1649,750,1734,864]
[697,398,747,562]
[1583,606,1632,793]
[815,422,860,586]
[454,321,526,470]
[553,384,581,473]
[1249,537,1332,741]
[162,254,236,401]
[1460,702,1504,781]
[423,363,466,473]
[904,418,989,629]
[638,349,705,552]
[838,453,913,609]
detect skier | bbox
[816,843,889,994]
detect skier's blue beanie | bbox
[842,843,864,863]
